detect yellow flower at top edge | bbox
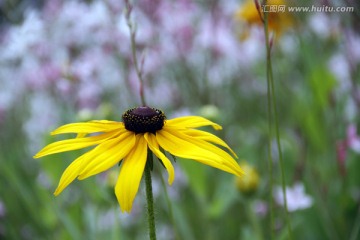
[34,106,244,213]
[234,0,294,38]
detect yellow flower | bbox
[235,162,259,195]
[34,106,244,212]
[234,0,294,38]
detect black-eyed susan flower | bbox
[34,106,244,212]
[234,0,294,39]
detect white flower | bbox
[308,13,340,39]
[274,183,313,212]
[1,11,44,60]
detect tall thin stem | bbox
[266,47,275,239]
[261,0,293,238]
[145,152,156,240]
[125,0,146,106]
[255,0,274,237]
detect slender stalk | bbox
[125,0,146,106]
[256,0,274,237]
[268,47,293,239]
[145,152,156,240]
[262,0,293,238]
[266,51,275,239]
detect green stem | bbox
[256,1,275,237]
[125,0,146,106]
[268,51,293,239]
[266,51,275,239]
[262,1,293,238]
[145,153,156,240]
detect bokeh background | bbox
[1,0,359,239]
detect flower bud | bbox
[235,162,259,195]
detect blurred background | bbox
[0,0,359,239]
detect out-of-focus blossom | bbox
[198,105,220,121]
[1,0,261,125]
[198,13,238,59]
[252,200,268,217]
[157,224,175,240]
[157,0,198,59]
[0,0,137,130]
[195,10,247,85]
[336,124,360,175]
[346,31,360,64]
[24,63,62,90]
[328,53,351,92]
[234,0,294,39]
[274,183,313,212]
[235,162,260,195]
[0,200,5,218]
[24,93,60,154]
[347,124,360,153]
[0,68,25,122]
[76,81,102,110]
[146,80,178,109]
[308,13,340,40]
[235,28,265,67]
[1,11,44,60]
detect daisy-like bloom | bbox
[234,0,294,39]
[34,106,244,212]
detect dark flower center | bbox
[122,107,166,134]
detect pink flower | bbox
[336,124,360,176]
[346,124,360,153]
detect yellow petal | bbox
[165,116,222,130]
[76,133,87,138]
[51,121,123,135]
[157,128,244,177]
[234,0,260,24]
[53,151,91,195]
[78,131,135,180]
[144,133,175,185]
[115,135,148,213]
[182,128,238,158]
[33,130,121,158]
